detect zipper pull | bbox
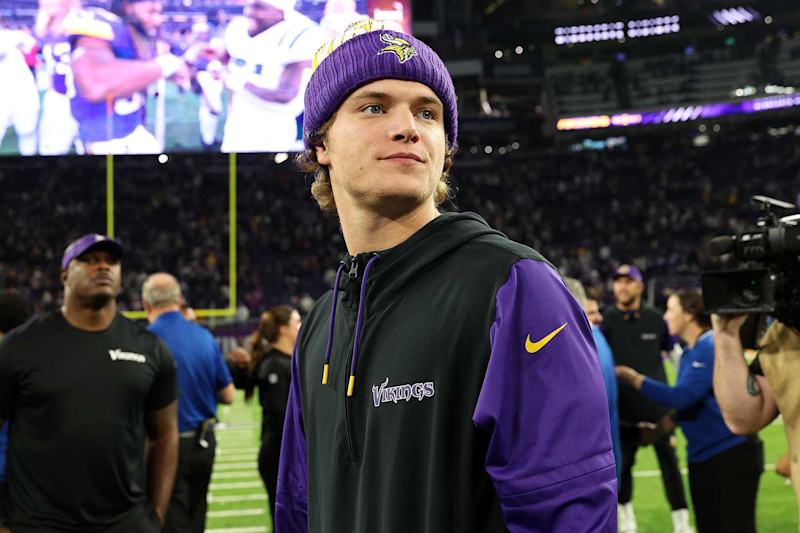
[348,259,359,280]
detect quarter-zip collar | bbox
[320,212,503,396]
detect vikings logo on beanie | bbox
[302,19,458,150]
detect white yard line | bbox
[207,508,265,518]
[209,481,264,490]
[214,461,258,470]
[212,471,262,480]
[206,526,269,533]
[209,494,267,504]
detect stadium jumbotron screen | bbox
[0,0,411,156]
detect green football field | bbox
[208,389,797,532]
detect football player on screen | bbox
[0,15,40,156]
[217,0,325,153]
[64,0,191,154]
[35,0,83,155]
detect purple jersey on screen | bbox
[64,8,151,142]
[42,37,72,95]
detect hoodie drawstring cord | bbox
[321,262,346,385]
[348,254,380,396]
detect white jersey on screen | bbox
[221,14,324,153]
[0,30,40,155]
[39,38,81,154]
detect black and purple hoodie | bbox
[276,212,617,532]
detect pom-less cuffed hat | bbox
[303,19,457,149]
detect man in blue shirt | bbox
[143,273,235,533]
[565,279,621,482]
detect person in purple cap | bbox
[276,20,616,532]
[0,234,179,532]
[602,264,691,533]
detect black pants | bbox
[163,430,216,533]
[619,430,688,510]
[689,437,763,533]
[259,440,280,522]
[0,481,7,527]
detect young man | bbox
[143,272,235,533]
[602,265,691,533]
[0,234,179,532]
[277,20,617,532]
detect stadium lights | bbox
[554,16,680,45]
[732,86,757,98]
[158,154,168,164]
[556,94,800,132]
[708,7,760,26]
[274,152,289,164]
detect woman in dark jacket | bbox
[243,305,301,521]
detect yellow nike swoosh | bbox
[525,323,568,354]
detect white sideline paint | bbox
[214,461,259,470]
[209,494,266,503]
[633,464,775,478]
[207,508,265,518]
[216,453,259,461]
[209,481,264,490]
[206,526,267,533]
[212,471,262,480]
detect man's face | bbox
[316,79,447,218]
[613,276,642,307]
[663,294,690,338]
[585,299,603,326]
[61,249,122,306]
[125,1,163,35]
[244,0,284,35]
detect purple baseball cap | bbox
[303,19,458,150]
[613,264,643,283]
[61,234,125,270]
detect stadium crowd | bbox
[1,126,798,315]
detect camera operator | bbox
[712,314,800,519]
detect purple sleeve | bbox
[473,259,617,532]
[275,347,308,533]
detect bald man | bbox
[143,273,235,533]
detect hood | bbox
[320,212,504,397]
[339,211,504,310]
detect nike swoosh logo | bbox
[692,361,706,368]
[526,323,568,354]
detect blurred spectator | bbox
[616,290,763,533]
[143,272,235,533]
[602,265,691,533]
[0,291,33,533]
[565,278,621,482]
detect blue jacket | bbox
[640,331,746,463]
[148,311,232,432]
[593,326,621,481]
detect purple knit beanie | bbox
[303,19,458,150]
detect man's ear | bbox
[316,143,330,166]
[60,269,68,285]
